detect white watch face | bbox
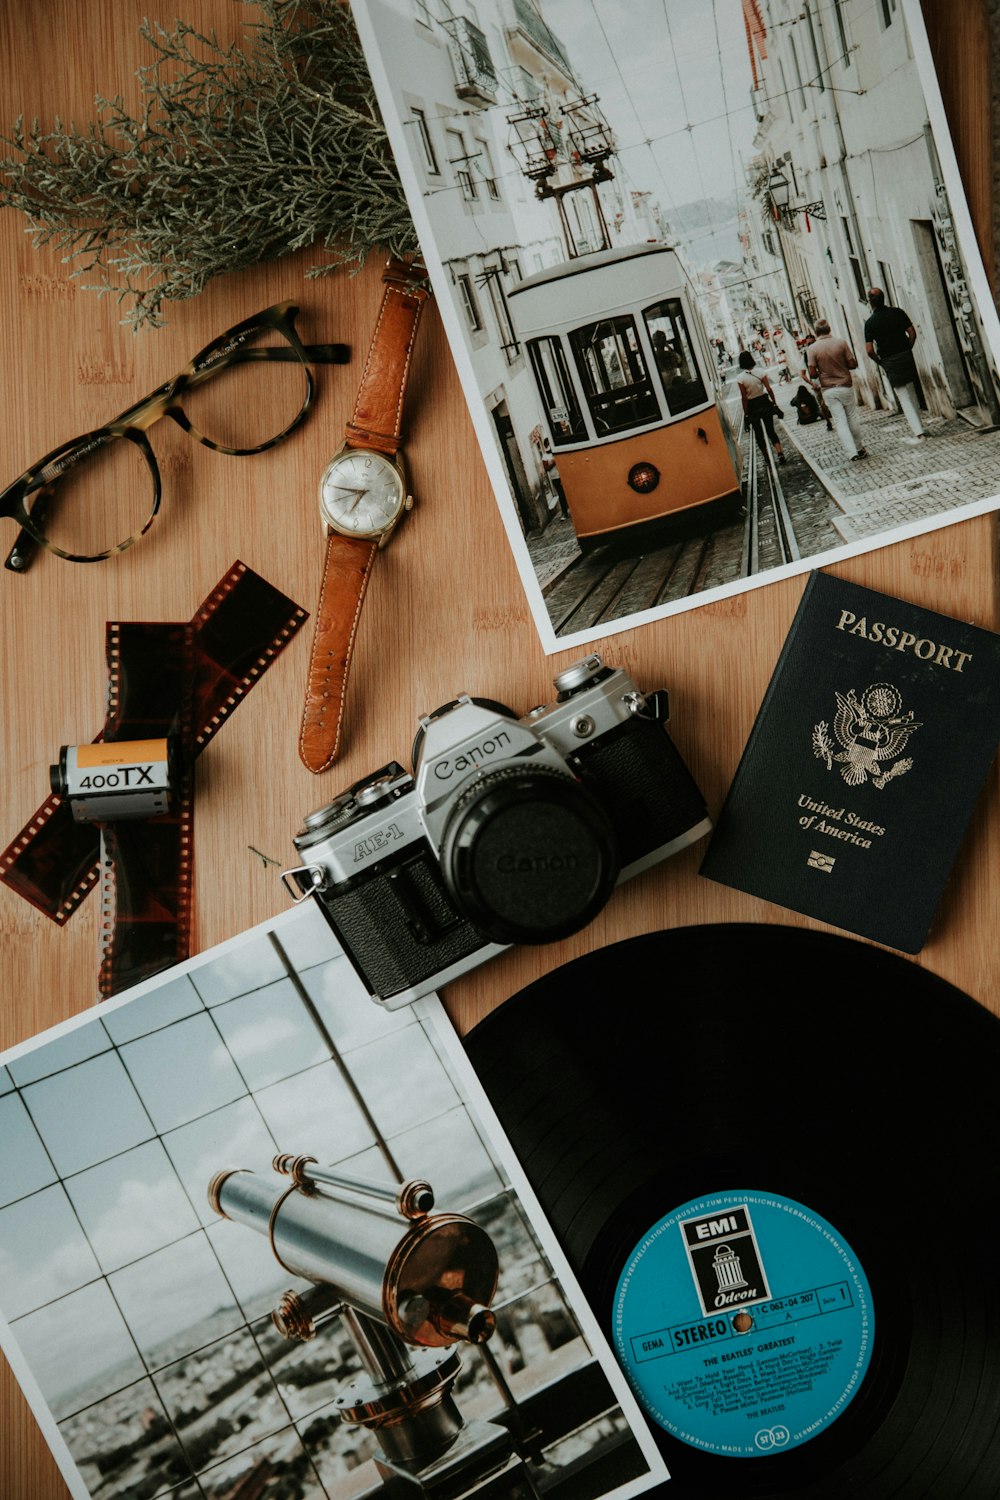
[319,449,406,537]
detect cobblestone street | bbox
[779,401,1000,544]
[525,511,589,593]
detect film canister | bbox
[50,738,177,823]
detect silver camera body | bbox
[285,655,710,1008]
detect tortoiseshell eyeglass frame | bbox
[1,301,349,570]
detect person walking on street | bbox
[798,335,834,430]
[863,288,926,443]
[540,436,570,520]
[807,318,867,461]
[736,351,786,465]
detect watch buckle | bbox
[383,256,429,290]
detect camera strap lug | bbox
[624,688,670,723]
[281,864,328,903]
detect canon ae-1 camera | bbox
[283,655,711,1008]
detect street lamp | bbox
[767,166,791,213]
[768,164,825,222]
[763,165,800,358]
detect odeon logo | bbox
[680,1203,770,1316]
[754,1425,790,1451]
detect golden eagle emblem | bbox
[813,683,920,789]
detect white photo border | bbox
[0,901,670,1500]
[351,0,1000,654]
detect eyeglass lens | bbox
[182,320,312,451]
[20,317,313,563]
[32,437,155,562]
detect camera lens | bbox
[439,766,619,945]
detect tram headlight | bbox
[627,461,660,494]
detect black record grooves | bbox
[464,925,1000,1499]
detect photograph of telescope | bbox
[0,901,666,1500]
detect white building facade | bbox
[741,0,999,426]
[373,0,669,533]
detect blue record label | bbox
[613,1191,873,1457]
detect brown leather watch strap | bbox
[299,531,378,773]
[345,257,429,454]
[298,257,429,773]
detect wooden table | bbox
[0,2,995,1493]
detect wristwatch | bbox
[299,257,429,773]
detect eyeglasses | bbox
[2,302,348,570]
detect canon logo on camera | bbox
[495,852,580,874]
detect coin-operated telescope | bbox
[208,1154,528,1497]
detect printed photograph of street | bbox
[356,0,1000,645]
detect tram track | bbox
[542,409,804,638]
[741,416,802,574]
[545,517,720,637]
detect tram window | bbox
[527,337,587,446]
[643,299,709,416]
[568,316,660,436]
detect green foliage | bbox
[0,0,417,328]
[747,158,777,228]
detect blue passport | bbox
[699,571,1000,952]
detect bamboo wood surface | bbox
[0,2,995,1494]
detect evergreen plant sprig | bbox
[0,0,417,328]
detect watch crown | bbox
[405,495,414,511]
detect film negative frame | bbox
[0,561,308,993]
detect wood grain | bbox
[0,1,995,1494]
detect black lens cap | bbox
[440,767,619,945]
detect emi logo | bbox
[679,1204,770,1317]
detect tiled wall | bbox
[0,903,576,1500]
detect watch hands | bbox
[332,485,370,514]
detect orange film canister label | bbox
[76,739,169,768]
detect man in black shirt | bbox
[864,288,926,443]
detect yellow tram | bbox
[509,244,743,549]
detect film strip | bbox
[95,621,193,998]
[1,561,307,994]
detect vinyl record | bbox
[464,925,1000,1499]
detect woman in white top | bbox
[736,350,786,465]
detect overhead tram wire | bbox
[581,0,688,238]
[660,0,712,213]
[711,0,749,206]
[604,12,869,164]
[407,0,869,228]
[408,0,871,166]
[530,3,753,271]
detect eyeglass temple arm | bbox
[176,342,350,398]
[297,343,350,364]
[212,343,350,367]
[4,490,50,573]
